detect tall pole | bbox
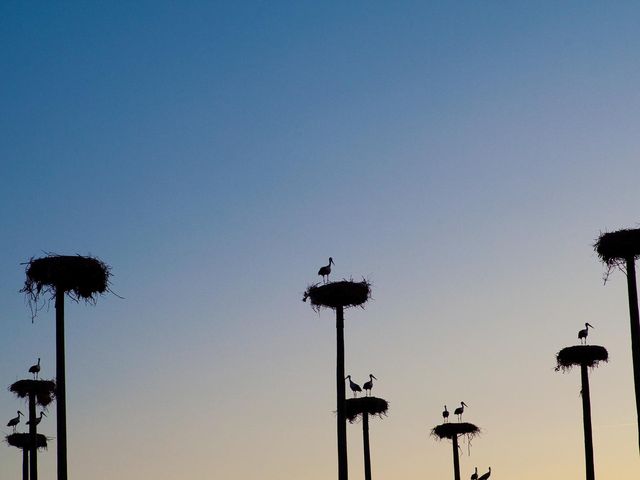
[451,435,461,480]
[28,392,38,480]
[336,305,348,480]
[581,364,595,480]
[56,289,67,480]
[625,257,640,453]
[362,412,372,480]
[22,448,29,480]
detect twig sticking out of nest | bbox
[10,380,56,407]
[556,345,609,372]
[345,397,389,423]
[6,433,48,450]
[431,422,480,441]
[303,279,371,311]
[595,229,640,281]
[21,254,112,316]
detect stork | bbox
[318,257,334,283]
[7,411,23,433]
[454,401,467,421]
[470,467,478,480]
[26,411,46,427]
[362,374,377,396]
[442,405,449,423]
[345,375,362,397]
[29,357,41,379]
[578,323,594,344]
[478,467,491,480]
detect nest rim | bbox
[6,433,48,450]
[9,379,56,407]
[431,422,481,440]
[556,345,609,371]
[303,279,372,311]
[345,396,389,422]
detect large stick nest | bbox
[595,229,640,280]
[345,397,389,423]
[21,254,112,314]
[303,279,371,311]
[10,380,56,407]
[556,345,609,371]
[431,422,480,440]
[6,433,48,450]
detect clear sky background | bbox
[2,1,640,479]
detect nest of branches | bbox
[21,254,111,313]
[595,229,640,280]
[431,422,480,440]
[6,433,48,450]
[10,380,56,407]
[345,397,389,423]
[556,345,609,371]
[303,279,371,311]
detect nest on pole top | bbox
[6,433,48,450]
[595,228,640,280]
[431,422,480,441]
[21,254,112,315]
[9,379,56,407]
[345,397,389,423]
[303,279,371,311]
[556,345,609,372]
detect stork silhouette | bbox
[318,257,334,283]
[579,323,594,344]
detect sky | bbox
[2,1,640,478]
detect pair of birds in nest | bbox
[346,374,377,397]
[6,410,47,433]
[441,401,468,422]
[470,466,491,480]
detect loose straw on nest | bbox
[431,422,480,441]
[595,229,640,281]
[9,380,56,407]
[6,433,48,450]
[345,397,389,423]
[556,345,609,372]
[303,279,371,311]
[21,254,112,316]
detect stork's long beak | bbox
[372,375,377,380]
[588,323,594,328]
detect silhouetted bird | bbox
[7,411,23,433]
[345,375,362,397]
[470,467,478,480]
[26,411,46,427]
[318,257,334,283]
[454,401,467,421]
[363,374,377,396]
[478,467,491,480]
[442,405,449,423]
[29,357,41,379]
[578,323,594,344]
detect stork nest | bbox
[21,254,112,316]
[9,380,56,407]
[431,422,480,440]
[595,229,640,281]
[303,279,371,311]
[6,433,48,450]
[345,397,389,423]
[556,345,609,371]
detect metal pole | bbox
[625,258,640,453]
[56,290,67,480]
[581,364,595,480]
[336,305,348,480]
[23,448,29,480]
[452,435,461,480]
[362,412,372,480]
[29,392,37,480]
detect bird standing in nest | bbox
[7,411,23,433]
[29,357,41,379]
[454,401,467,421]
[442,405,449,423]
[478,467,491,480]
[362,374,377,396]
[578,323,594,344]
[318,257,334,283]
[345,375,362,397]
[26,411,46,427]
[470,467,478,480]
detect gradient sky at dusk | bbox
[3,2,640,478]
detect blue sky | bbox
[3,2,640,478]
